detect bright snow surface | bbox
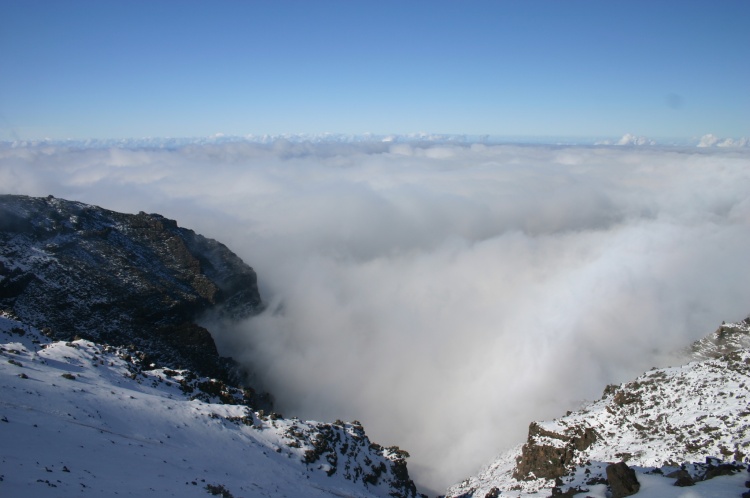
[0,315,407,497]
[447,321,750,497]
[3,307,749,497]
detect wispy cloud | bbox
[2,141,749,492]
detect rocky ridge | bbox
[0,194,261,381]
[447,318,750,497]
[0,313,421,497]
[689,318,750,361]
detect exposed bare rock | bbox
[0,194,262,381]
[513,423,598,480]
[605,462,639,498]
[667,468,695,486]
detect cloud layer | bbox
[2,141,750,492]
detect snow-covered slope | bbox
[689,318,750,361]
[447,318,750,498]
[0,313,421,497]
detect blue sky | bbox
[1,0,748,141]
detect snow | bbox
[0,314,410,497]
[566,472,750,498]
[446,319,750,497]
[2,305,749,498]
[634,472,748,498]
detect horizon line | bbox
[2,132,749,149]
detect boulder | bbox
[606,462,640,498]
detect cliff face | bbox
[0,194,262,380]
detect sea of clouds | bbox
[2,140,750,493]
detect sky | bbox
[1,0,749,141]
[2,141,750,493]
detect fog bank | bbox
[2,141,749,493]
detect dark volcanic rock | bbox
[605,462,640,498]
[702,458,741,481]
[0,194,262,380]
[673,474,695,487]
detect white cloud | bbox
[616,133,655,146]
[697,133,721,147]
[696,133,750,148]
[2,141,750,493]
[594,133,655,146]
[716,136,749,148]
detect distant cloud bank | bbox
[596,133,749,147]
[3,132,749,150]
[696,133,750,148]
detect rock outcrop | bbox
[513,422,598,480]
[0,194,262,380]
[447,317,750,497]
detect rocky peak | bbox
[512,422,598,481]
[0,194,262,381]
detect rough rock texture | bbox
[0,194,262,380]
[605,462,639,498]
[513,422,598,480]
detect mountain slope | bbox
[0,314,420,497]
[0,194,261,380]
[689,318,750,361]
[0,195,423,497]
[447,318,750,498]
